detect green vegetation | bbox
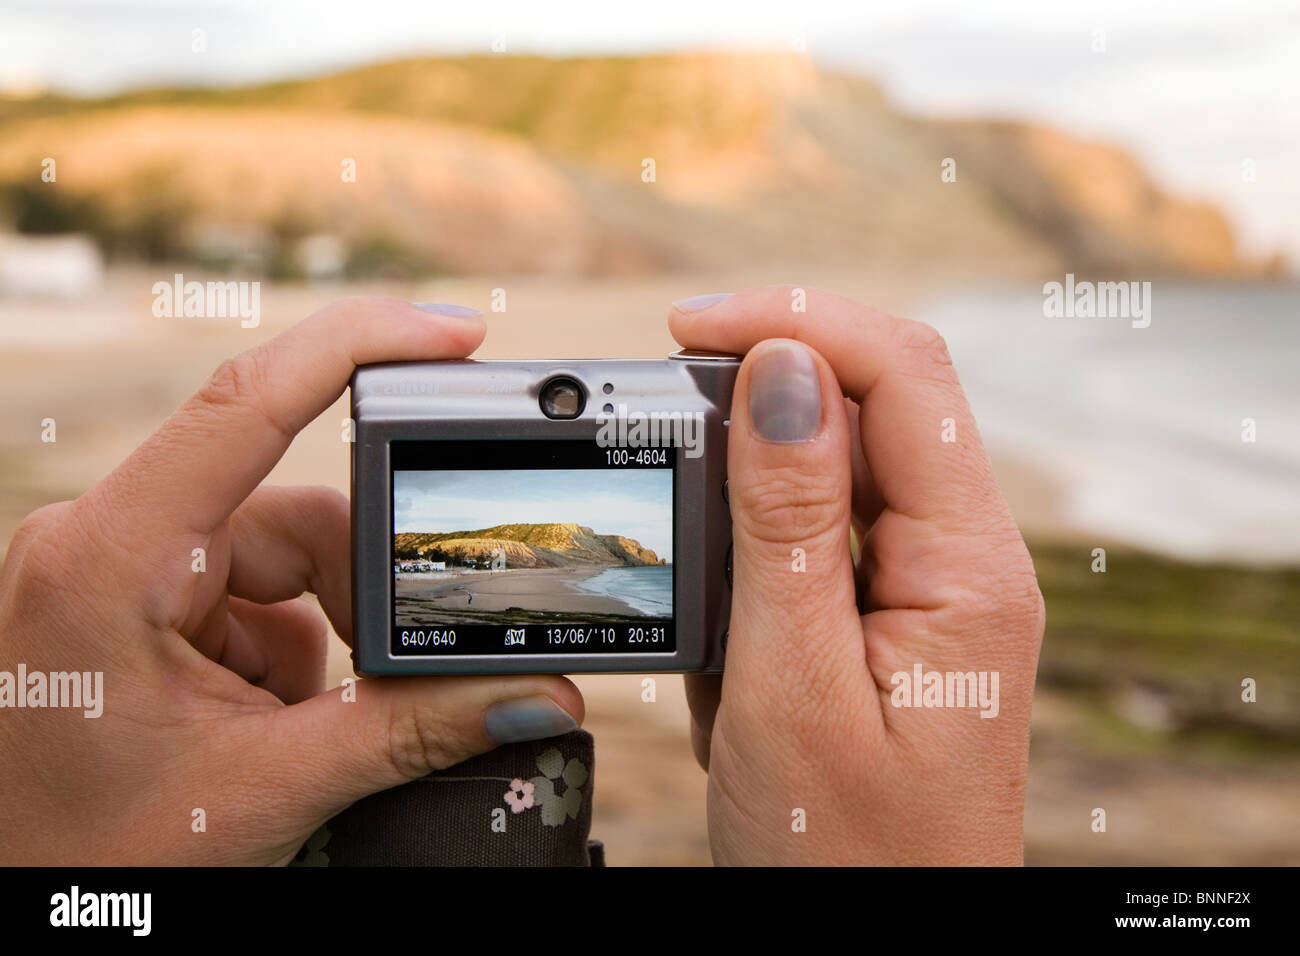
[0,165,194,262]
[1030,540,1300,761]
[0,180,101,234]
[2,55,771,166]
[0,169,439,277]
[341,234,442,281]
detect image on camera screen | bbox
[390,440,676,655]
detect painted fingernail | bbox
[673,292,732,312]
[413,302,482,319]
[748,342,822,442]
[485,696,578,744]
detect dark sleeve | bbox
[290,730,603,867]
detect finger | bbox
[721,339,877,722]
[84,298,485,555]
[254,676,585,820]
[844,396,885,531]
[226,485,352,645]
[690,719,712,772]
[670,286,1007,538]
[843,395,882,613]
[683,673,721,770]
[222,597,329,704]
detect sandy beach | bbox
[395,567,645,624]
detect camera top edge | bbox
[349,348,740,379]
[349,352,742,417]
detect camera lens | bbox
[539,376,585,419]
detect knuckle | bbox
[958,536,1046,647]
[198,352,263,411]
[1020,575,1047,644]
[1029,590,1047,647]
[3,504,81,599]
[285,484,349,528]
[735,465,845,546]
[305,487,350,566]
[386,700,467,779]
[985,567,1043,631]
[7,501,70,560]
[193,348,292,439]
[310,485,350,517]
[892,319,956,381]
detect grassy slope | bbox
[1031,541,1300,759]
[0,54,1254,276]
[0,55,773,163]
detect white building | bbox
[0,232,103,298]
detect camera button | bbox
[725,542,733,588]
[721,479,729,503]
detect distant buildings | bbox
[0,232,103,297]
[394,559,447,573]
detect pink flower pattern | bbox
[504,778,535,813]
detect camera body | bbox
[350,351,738,676]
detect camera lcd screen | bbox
[390,440,675,656]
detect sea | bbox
[575,565,674,616]
[914,281,1300,565]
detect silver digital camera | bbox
[350,351,739,676]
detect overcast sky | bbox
[2,0,1296,262]
[393,468,673,561]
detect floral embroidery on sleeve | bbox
[504,778,536,813]
[525,747,589,827]
[416,746,590,828]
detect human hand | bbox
[0,299,584,865]
[670,287,1044,865]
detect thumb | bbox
[254,675,584,819]
[724,339,866,705]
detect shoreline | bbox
[394,566,649,624]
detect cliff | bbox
[394,522,664,569]
[0,52,1270,277]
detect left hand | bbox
[669,285,1044,865]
